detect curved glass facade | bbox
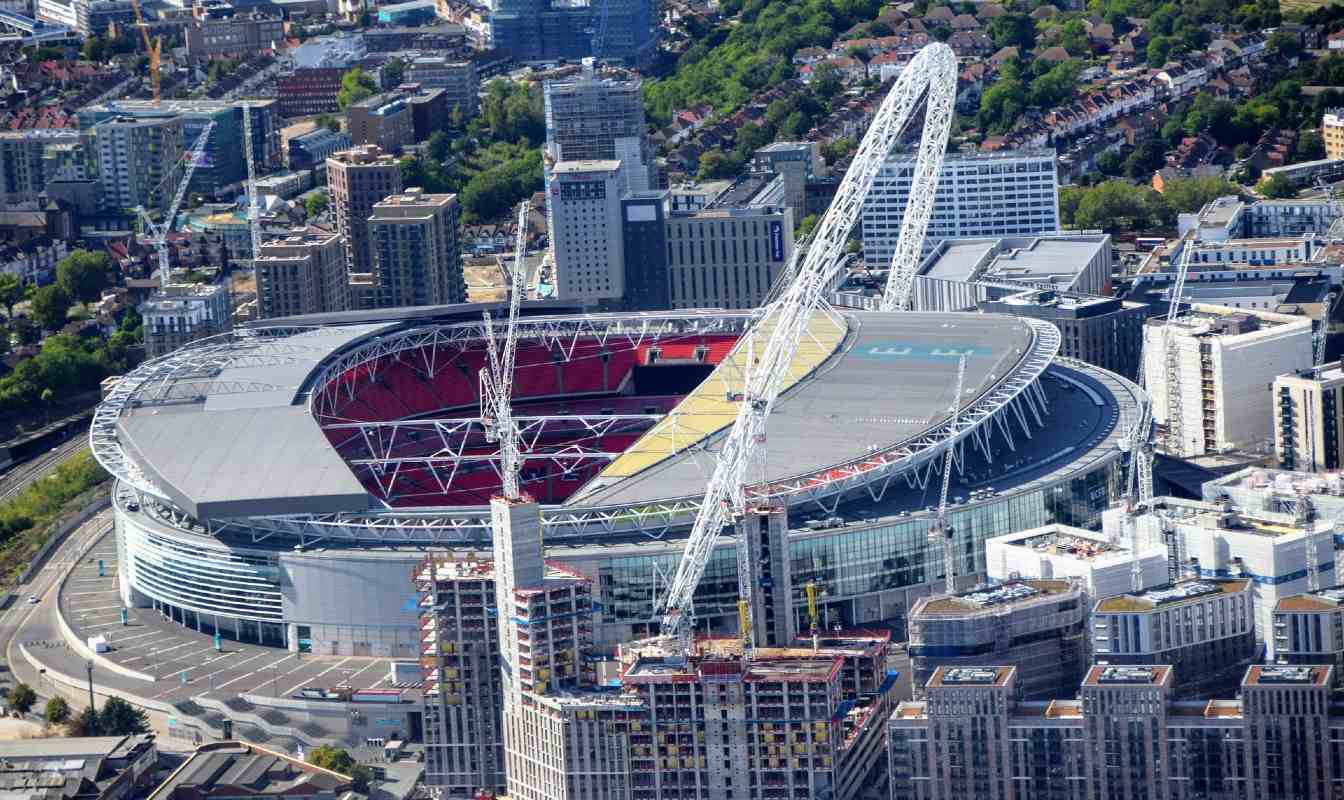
[118,511,284,623]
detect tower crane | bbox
[1120,232,1196,593]
[242,103,263,266]
[929,356,967,596]
[480,200,531,500]
[804,581,820,651]
[1295,488,1321,593]
[653,43,957,650]
[136,122,215,292]
[128,0,161,104]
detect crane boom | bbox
[656,44,957,644]
[929,356,966,596]
[137,121,215,291]
[128,0,161,104]
[242,104,263,264]
[480,200,531,500]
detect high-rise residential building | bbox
[1091,578,1259,698]
[90,115,184,214]
[254,229,347,319]
[1324,108,1344,160]
[405,57,479,118]
[907,579,1087,700]
[1144,304,1313,458]
[860,148,1060,266]
[1274,590,1344,687]
[663,204,794,309]
[979,291,1151,381]
[141,283,231,358]
[0,130,84,204]
[544,68,653,193]
[893,663,1343,800]
[490,0,655,63]
[79,100,280,197]
[1113,498,1336,658]
[751,142,825,217]
[347,92,414,155]
[548,159,626,306]
[327,145,403,280]
[1274,361,1344,472]
[368,189,463,308]
[619,191,670,310]
[277,68,349,117]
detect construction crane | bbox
[928,356,967,596]
[805,581,820,651]
[128,0,161,104]
[654,43,957,649]
[242,103,263,266]
[479,200,531,500]
[588,0,611,62]
[135,121,215,292]
[1119,232,1196,593]
[1296,488,1321,593]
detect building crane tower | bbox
[1119,232,1196,593]
[929,356,967,596]
[242,103,263,266]
[128,0,161,104]
[653,43,957,650]
[1296,488,1321,593]
[136,122,215,292]
[480,200,531,500]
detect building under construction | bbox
[418,499,898,800]
[907,579,1087,700]
[985,523,1168,603]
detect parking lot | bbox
[55,532,411,706]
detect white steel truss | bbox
[656,43,959,640]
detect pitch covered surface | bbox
[570,311,1034,506]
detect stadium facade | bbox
[93,304,1142,656]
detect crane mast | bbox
[655,43,958,647]
[242,103,263,265]
[929,356,966,596]
[136,121,215,291]
[480,200,531,500]
[129,0,161,104]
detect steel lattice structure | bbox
[655,43,960,640]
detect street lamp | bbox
[84,661,94,712]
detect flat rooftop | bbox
[920,235,1107,288]
[926,666,1014,688]
[1196,196,1243,227]
[1083,664,1172,687]
[1276,588,1344,613]
[916,580,1074,616]
[1244,665,1332,687]
[1094,579,1248,613]
[553,159,622,173]
[997,526,1122,561]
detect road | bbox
[0,435,88,504]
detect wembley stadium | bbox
[91,303,1141,656]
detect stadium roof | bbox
[570,311,1034,506]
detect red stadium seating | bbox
[317,332,741,504]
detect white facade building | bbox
[1144,304,1313,458]
[860,148,1060,267]
[985,524,1169,603]
[548,159,626,306]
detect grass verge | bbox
[0,449,109,584]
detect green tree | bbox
[1268,28,1302,60]
[821,137,855,165]
[1160,177,1240,214]
[1060,18,1089,55]
[55,250,110,304]
[30,285,71,332]
[0,273,23,320]
[303,193,330,216]
[308,745,358,774]
[315,114,341,133]
[43,696,69,725]
[978,78,1026,133]
[812,62,844,104]
[383,56,406,87]
[697,149,732,179]
[1068,180,1170,232]
[427,130,452,162]
[69,707,101,737]
[99,697,148,735]
[336,68,377,111]
[1261,173,1298,199]
[988,13,1036,51]
[796,214,819,240]
[8,683,35,714]
[1029,60,1080,108]
[350,766,372,793]
[1296,130,1326,163]
[1147,36,1174,67]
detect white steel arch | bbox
[656,43,959,641]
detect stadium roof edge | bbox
[244,300,585,329]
